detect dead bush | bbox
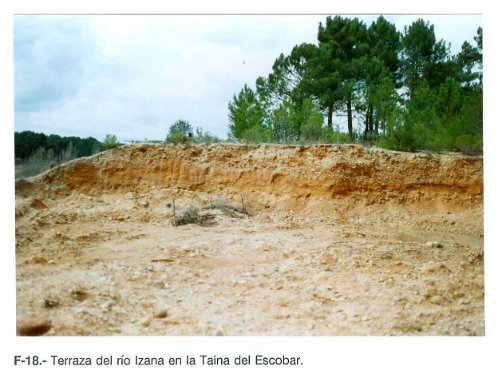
[171,205,216,227]
[204,195,248,218]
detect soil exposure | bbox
[15,144,484,335]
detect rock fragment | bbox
[153,310,168,319]
[426,241,443,248]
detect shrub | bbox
[101,134,119,150]
[194,127,221,144]
[165,120,193,144]
[455,134,482,155]
[165,130,186,144]
[241,124,272,143]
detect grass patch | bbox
[15,160,55,179]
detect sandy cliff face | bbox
[15,143,483,214]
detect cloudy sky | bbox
[14,15,481,141]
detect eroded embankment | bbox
[15,144,483,214]
[14,144,484,336]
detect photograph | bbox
[14,14,483,336]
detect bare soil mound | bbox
[15,144,484,335]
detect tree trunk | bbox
[347,97,353,139]
[369,105,374,133]
[327,104,333,131]
[364,108,369,136]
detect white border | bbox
[1,1,498,378]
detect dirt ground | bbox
[15,144,484,336]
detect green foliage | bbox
[166,119,193,144]
[165,131,185,144]
[241,124,271,143]
[14,131,47,160]
[229,16,483,153]
[169,119,193,135]
[401,19,439,95]
[454,134,482,155]
[101,134,119,150]
[14,130,100,179]
[363,17,401,136]
[300,120,327,143]
[269,103,296,143]
[228,85,265,139]
[315,16,370,136]
[165,121,221,145]
[264,98,326,143]
[15,147,54,179]
[194,127,221,144]
[377,78,482,153]
[14,143,83,179]
[457,27,482,86]
[256,43,317,116]
[15,131,101,161]
[376,106,416,151]
[368,16,401,84]
[166,132,185,144]
[295,99,325,142]
[227,16,482,154]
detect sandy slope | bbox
[15,144,484,335]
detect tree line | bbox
[15,123,221,165]
[15,130,103,161]
[228,16,482,154]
